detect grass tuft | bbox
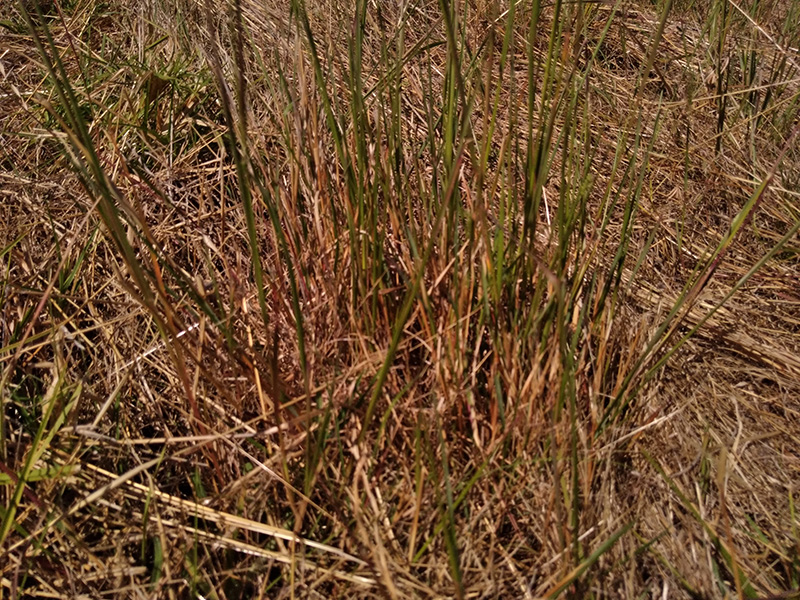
[1,0,799,597]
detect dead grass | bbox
[1,0,799,597]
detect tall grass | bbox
[2,0,799,596]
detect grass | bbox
[1,0,799,597]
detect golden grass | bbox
[1,0,799,597]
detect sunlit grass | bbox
[1,0,799,596]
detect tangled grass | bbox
[1,0,799,597]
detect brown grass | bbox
[1,0,799,597]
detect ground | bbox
[1,0,799,598]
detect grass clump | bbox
[1,0,799,597]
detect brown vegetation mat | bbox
[1,0,799,597]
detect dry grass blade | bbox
[74,455,368,567]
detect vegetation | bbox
[1,0,799,596]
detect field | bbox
[1,0,800,597]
